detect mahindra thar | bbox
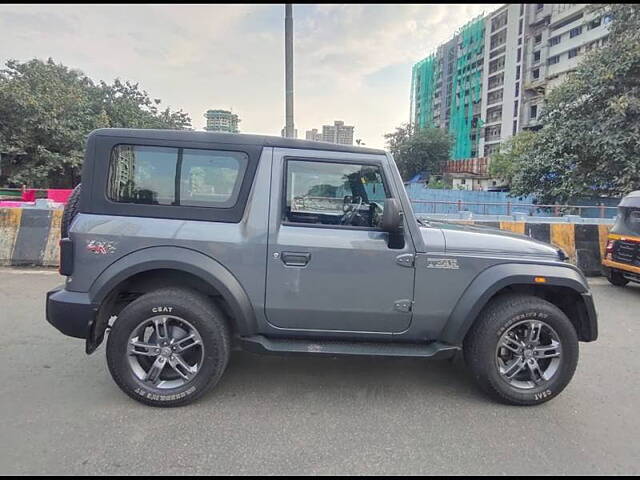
[46,128,598,407]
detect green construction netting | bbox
[411,54,436,129]
[449,16,485,159]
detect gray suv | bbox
[46,128,598,407]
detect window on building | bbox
[532,68,540,80]
[519,19,523,35]
[515,82,520,97]
[551,13,583,31]
[516,65,521,80]
[589,17,602,29]
[568,47,580,58]
[548,55,560,65]
[569,26,583,38]
[537,4,543,11]
[549,35,561,46]
[535,33,542,44]
[530,105,538,119]
[513,120,518,135]
[517,48,522,62]
[533,50,541,62]
[514,100,519,116]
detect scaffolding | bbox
[449,16,485,159]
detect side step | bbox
[238,335,459,359]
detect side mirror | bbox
[381,198,403,233]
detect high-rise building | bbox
[281,127,298,139]
[410,4,610,159]
[204,109,240,133]
[321,120,354,145]
[305,128,322,142]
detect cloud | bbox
[0,4,501,148]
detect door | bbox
[265,149,415,334]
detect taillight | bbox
[59,238,74,276]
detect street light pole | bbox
[285,4,295,138]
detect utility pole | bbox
[284,4,295,138]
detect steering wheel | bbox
[341,195,363,225]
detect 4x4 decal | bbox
[86,240,117,255]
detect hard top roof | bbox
[620,190,640,208]
[89,128,386,155]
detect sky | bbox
[0,3,502,148]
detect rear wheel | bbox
[464,294,579,406]
[106,288,230,407]
[607,269,629,287]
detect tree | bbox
[384,123,452,180]
[507,4,640,203]
[488,131,536,186]
[0,58,191,188]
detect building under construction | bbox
[410,4,611,160]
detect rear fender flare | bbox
[89,246,256,335]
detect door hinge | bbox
[393,299,413,313]
[395,253,415,268]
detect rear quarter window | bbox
[107,144,247,208]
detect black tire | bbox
[61,184,82,238]
[106,288,230,407]
[463,293,579,406]
[607,270,629,287]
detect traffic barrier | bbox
[454,221,612,276]
[0,208,614,275]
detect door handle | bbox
[281,251,311,267]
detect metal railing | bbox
[410,199,618,218]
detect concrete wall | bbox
[0,208,62,267]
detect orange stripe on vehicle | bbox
[599,224,612,259]
[603,259,640,275]
[607,233,640,243]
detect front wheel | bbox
[607,269,629,287]
[464,294,579,406]
[106,288,230,407]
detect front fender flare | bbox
[89,246,257,335]
[439,262,590,346]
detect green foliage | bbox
[0,58,191,188]
[384,123,452,180]
[508,4,640,203]
[488,131,536,186]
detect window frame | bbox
[281,157,394,232]
[87,134,262,223]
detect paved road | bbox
[0,268,638,475]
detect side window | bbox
[108,144,247,208]
[108,145,178,205]
[284,160,390,229]
[180,149,246,207]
